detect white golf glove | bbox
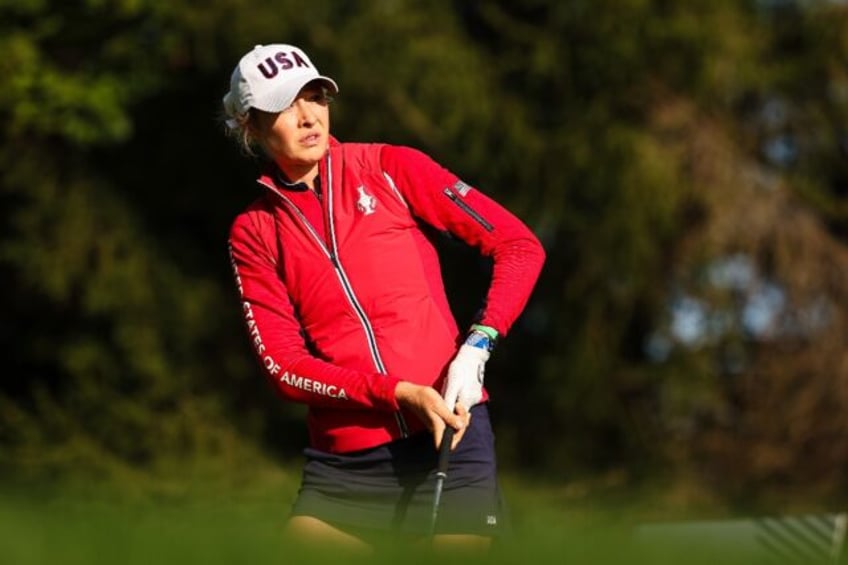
[441,329,495,412]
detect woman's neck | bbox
[276,161,319,190]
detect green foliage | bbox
[0,147,241,477]
[0,1,158,144]
[0,480,771,565]
[0,0,264,481]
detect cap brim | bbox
[253,75,339,113]
[306,76,339,95]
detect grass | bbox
[0,471,822,565]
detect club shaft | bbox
[430,427,455,536]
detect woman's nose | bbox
[294,100,317,124]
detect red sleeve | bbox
[228,209,401,411]
[380,145,546,337]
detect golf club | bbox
[429,426,455,537]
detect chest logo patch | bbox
[356,185,377,215]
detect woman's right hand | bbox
[394,381,469,450]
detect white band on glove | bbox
[441,343,489,413]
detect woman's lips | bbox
[301,133,321,146]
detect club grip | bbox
[437,427,455,475]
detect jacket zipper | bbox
[259,162,410,438]
[324,155,409,437]
[443,187,494,231]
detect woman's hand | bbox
[394,381,470,450]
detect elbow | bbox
[522,233,547,272]
[533,235,546,266]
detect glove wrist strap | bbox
[470,324,498,340]
[465,329,496,353]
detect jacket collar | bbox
[256,136,339,192]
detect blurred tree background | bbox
[2,0,848,518]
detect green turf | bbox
[0,480,805,565]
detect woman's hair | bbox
[220,108,261,157]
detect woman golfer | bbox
[222,43,545,550]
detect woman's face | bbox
[252,83,332,182]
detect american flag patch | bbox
[453,180,471,196]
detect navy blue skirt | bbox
[290,403,504,537]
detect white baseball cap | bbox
[222,44,338,122]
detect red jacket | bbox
[228,139,545,453]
